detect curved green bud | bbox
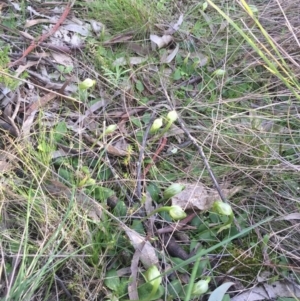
[105,124,118,135]
[192,278,210,297]
[166,110,178,124]
[79,78,96,90]
[163,183,185,200]
[169,205,187,220]
[150,118,163,133]
[144,265,162,295]
[213,201,233,216]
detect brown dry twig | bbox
[144,136,168,177]
[156,212,197,234]
[135,112,156,199]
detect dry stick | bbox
[143,136,167,177]
[156,212,197,234]
[160,82,241,231]
[136,112,157,200]
[54,274,75,301]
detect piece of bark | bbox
[162,234,190,260]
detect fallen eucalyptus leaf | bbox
[125,228,159,268]
[113,56,147,66]
[161,44,179,63]
[276,213,300,221]
[164,14,184,35]
[208,282,235,301]
[150,34,173,49]
[172,182,242,211]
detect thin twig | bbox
[135,112,156,200]
[156,212,197,234]
[144,136,167,177]
[55,274,75,301]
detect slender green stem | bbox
[184,248,203,301]
[140,206,172,222]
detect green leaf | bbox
[222,294,231,301]
[104,269,120,291]
[58,168,73,183]
[138,283,164,301]
[142,113,151,125]
[147,183,161,202]
[167,279,184,299]
[113,201,127,217]
[53,121,68,142]
[64,65,73,73]
[195,258,209,277]
[136,80,144,92]
[91,186,115,201]
[173,69,182,80]
[37,142,51,153]
[57,65,65,72]
[170,257,188,273]
[131,117,143,128]
[96,166,112,181]
[132,220,145,235]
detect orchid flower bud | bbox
[169,205,187,220]
[104,124,117,135]
[79,78,96,90]
[150,118,163,134]
[163,183,185,200]
[166,110,178,124]
[213,201,233,216]
[192,278,210,297]
[144,265,162,292]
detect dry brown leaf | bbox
[144,192,155,231]
[15,61,39,77]
[25,92,57,116]
[231,271,300,301]
[51,52,73,67]
[62,23,91,36]
[113,56,147,66]
[200,9,215,34]
[128,246,142,300]
[172,182,243,211]
[90,20,104,35]
[42,180,102,221]
[105,144,128,156]
[22,109,37,138]
[164,14,184,35]
[75,100,107,125]
[276,213,300,221]
[25,19,52,28]
[127,42,151,56]
[105,138,131,157]
[0,160,11,173]
[150,34,173,49]
[125,228,158,268]
[103,32,134,45]
[160,43,179,63]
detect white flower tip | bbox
[150,118,163,133]
[167,110,178,123]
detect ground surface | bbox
[0,0,300,300]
